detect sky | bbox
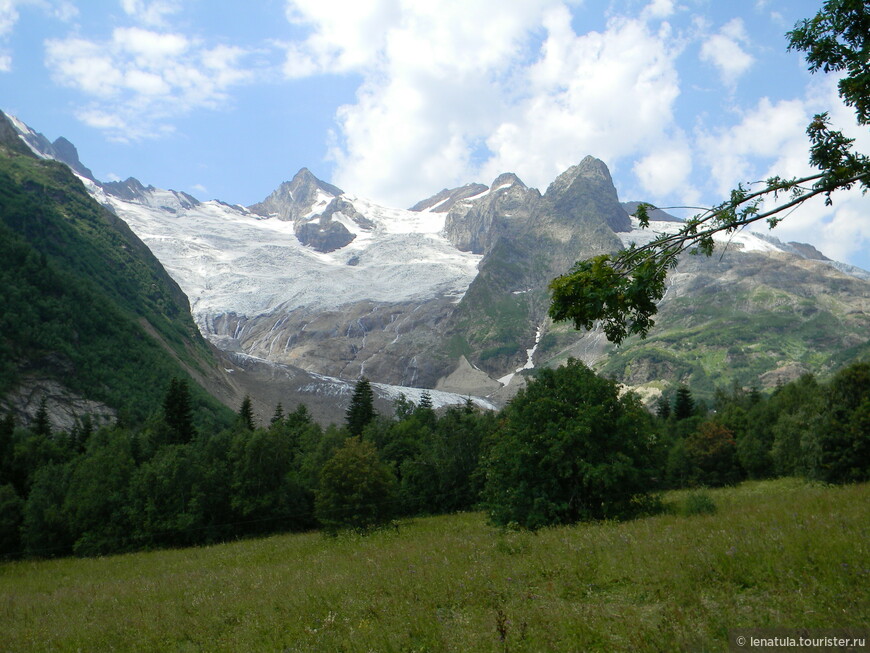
[1,0,868,270]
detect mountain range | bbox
[2,110,868,425]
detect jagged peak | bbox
[547,156,613,195]
[0,111,36,157]
[490,172,526,191]
[287,167,344,198]
[409,182,489,212]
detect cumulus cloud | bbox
[696,77,870,265]
[642,0,676,21]
[699,18,754,88]
[120,0,180,28]
[283,0,686,207]
[0,0,76,72]
[45,27,254,141]
[632,142,693,197]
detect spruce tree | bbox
[346,377,375,436]
[163,378,195,444]
[270,402,285,425]
[656,396,671,420]
[238,395,256,431]
[33,398,51,438]
[673,386,695,421]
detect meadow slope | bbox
[1,479,867,652]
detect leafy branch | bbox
[549,0,870,345]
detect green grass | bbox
[1,479,867,651]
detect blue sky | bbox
[1,0,868,269]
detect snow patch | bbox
[498,326,543,386]
[92,184,482,335]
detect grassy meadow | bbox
[1,478,867,652]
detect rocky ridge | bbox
[7,112,870,414]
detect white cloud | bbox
[0,1,20,38]
[120,0,180,28]
[696,96,810,195]
[283,0,686,207]
[0,0,76,72]
[699,18,754,88]
[633,143,693,197]
[642,0,675,21]
[45,27,255,141]
[695,76,870,267]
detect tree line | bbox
[0,360,867,558]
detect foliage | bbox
[548,0,870,343]
[314,436,397,532]
[0,142,231,427]
[680,490,717,516]
[482,359,660,528]
[683,421,742,487]
[808,361,870,482]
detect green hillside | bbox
[0,118,230,426]
[0,479,865,652]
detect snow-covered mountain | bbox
[81,172,481,329]
[9,112,870,410]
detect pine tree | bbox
[419,392,433,411]
[33,398,51,438]
[270,402,285,425]
[163,378,195,444]
[346,377,375,437]
[655,396,671,420]
[238,395,256,431]
[673,386,695,421]
[0,412,15,484]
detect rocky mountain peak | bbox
[101,177,149,201]
[0,111,35,157]
[1,111,95,179]
[248,167,343,221]
[544,156,631,233]
[546,156,612,196]
[49,136,96,181]
[409,182,489,213]
[490,172,527,191]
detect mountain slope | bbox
[8,112,869,413]
[0,112,233,429]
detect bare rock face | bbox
[435,355,502,396]
[544,155,631,233]
[1,379,116,432]
[248,168,343,221]
[410,183,489,213]
[296,220,356,252]
[442,173,541,254]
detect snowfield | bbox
[619,218,801,255]
[84,181,482,330]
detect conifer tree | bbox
[346,377,375,436]
[33,398,51,438]
[673,386,695,421]
[270,402,285,425]
[163,378,195,444]
[656,396,671,420]
[238,395,256,431]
